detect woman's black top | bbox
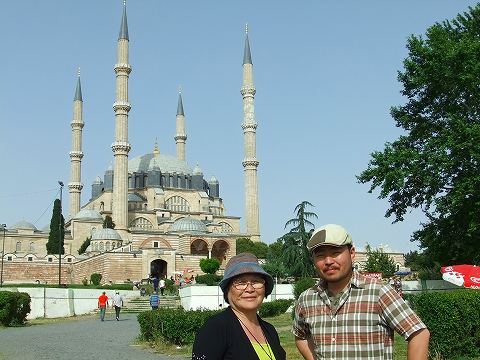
[192,307,286,360]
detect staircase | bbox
[122,295,181,313]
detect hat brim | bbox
[219,262,274,302]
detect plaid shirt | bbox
[292,272,426,359]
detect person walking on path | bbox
[112,291,123,321]
[152,276,159,292]
[150,291,159,310]
[159,277,166,296]
[293,224,430,360]
[97,291,109,322]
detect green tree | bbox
[199,258,220,274]
[357,5,480,265]
[282,201,318,278]
[77,236,91,255]
[362,245,396,278]
[46,199,65,255]
[236,238,268,258]
[103,215,115,229]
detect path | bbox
[0,313,187,360]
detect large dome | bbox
[73,209,103,221]
[91,228,122,241]
[169,216,208,233]
[129,153,192,175]
[12,220,37,231]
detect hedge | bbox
[413,290,480,359]
[258,299,294,318]
[195,274,222,286]
[138,307,219,345]
[0,291,31,326]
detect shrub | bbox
[195,274,222,286]
[90,273,102,286]
[138,307,219,345]
[294,277,317,299]
[413,290,480,359]
[0,291,31,326]
[258,299,294,318]
[199,258,220,274]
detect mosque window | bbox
[7,256,12,261]
[48,257,53,263]
[165,196,190,213]
[28,257,33,262]
[99,242,104,252]
[130,217,154,230]
[16,242,21,252]
[106,242,110,250]
[153,241,159,248]
[29,242,35,252]
[67,258,72,263]
[190,239,209,255]
[219,222,234,233]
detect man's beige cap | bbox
[307,224,353,252]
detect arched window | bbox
[16,242,21,252]
[165,196,190,212]
[99,242,104,252]
[29,242,35,252]
[106,242,111,251]
[190,239,209,255]
[219,222,234,233]
[130,217,154,230]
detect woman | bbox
[192,253,286,360]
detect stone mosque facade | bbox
[0,4,262,285]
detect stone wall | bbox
[0,262,71,284]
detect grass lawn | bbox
[142,312,409,359]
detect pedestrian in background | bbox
[159,277,166,296]
[152,276,159,292]
[150,291,159,310]
[293,224,430,360]
[97,291,109,322]
[112,291,123,321]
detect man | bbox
[159,277,166,296]
[293,224,430,360]
[97,291,109,322]
[112,291,123,321]
[152,276,159,293]
[150,291,159,310]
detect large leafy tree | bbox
[357,6,480,265]
[236,237,268,258]
[46,199,65,255]
[103,215,115,229]
[363,245,396,278]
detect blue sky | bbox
[0,1,477,253]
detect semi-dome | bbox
[93,176,103,184]
[128,193,145,202]
[169,216,208,233]
[91,228,122,241]
[129,153,192,175]
[12,220,37,231]
[73,209,103,221]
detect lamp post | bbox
[58,181,64,286]
[0,224,6,287]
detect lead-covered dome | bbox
[12,220,37,231]
[91,228,122,241]
[73,209,103,221]
[169,216,208,233]
[129,153,192,175]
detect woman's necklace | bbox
[235,315,274,360]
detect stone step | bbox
[122,296,181,313]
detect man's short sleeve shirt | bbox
[292,272,426,359]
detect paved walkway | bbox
[0,313,187,360]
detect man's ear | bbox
[350,246,356,261]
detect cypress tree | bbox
[46,198,65,254]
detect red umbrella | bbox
[441,265,480,289]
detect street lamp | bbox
[0,224,6,287]
[58,181,64,286]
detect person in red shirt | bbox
[98,291,109,321]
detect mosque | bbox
[0,4,261,284]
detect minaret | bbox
[241,25,260,242]
[111,1,132,235]
[68,69,84,218]
[174,88,187,161]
